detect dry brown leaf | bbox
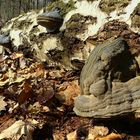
[0,69,14,86]
[53,130,65,140]
[0,118,16,133]
[13,76,25,84]
[0,95,7,111]
[96,133,122,140]
[48,70,62,79]
[0,68,25,86]
[18,80,32,104]
[34,64,45,77]
[0,120,35,140]
[0,78,9,86]
[91,126,109,137]
[88,126,109,140]
[67,130,77,140]
[8,69,15,84]
[10,52,23,59]
[0,55,8,62]
[56,80,80,106]
[0,69,15,86]
[67,126,109,140]
[19,57,26,69]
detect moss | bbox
[99,0,131,14]
[12,19,33,30]
[29,26,41,42]
[8,13,33,30]
[131,3,140,28]
[46,0,76,17]
[65,13,97,37]
[86,0,96,1]
[78,0,96,1]
[61,14,97,54]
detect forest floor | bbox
[0,19,140,140]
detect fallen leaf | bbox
[48,70,62,79]
[56,80,80,106]
[34,64,45,77]
[0,69,25,86]
[90,126,109,138]
[0,78,9,86]
[53,130,65,140]
[0,120,35,140]
[8,68,15,84]
[13,76,25,84]
[67,131,76,140]
[0,55,8,62]
[0,118,16,133]
[10,52,23,59]
[67,125,109,140]
[96,133,122,140]
[0,95,7,111]
[19,57,26,69]
[18,80,32,104]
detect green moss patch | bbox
[65,13,97,37]
[78,0,96,1]
[47,0,76,17]
[77,0,96,1]
[99,0,131,14]
[12,19,33,30]
[61,14,97,55]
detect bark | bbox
[0,0,51,22]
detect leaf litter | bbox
[0,42,140,140]
[0,19,140,140]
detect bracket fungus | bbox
[37,8,63,33]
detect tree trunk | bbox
[0,0,51,23]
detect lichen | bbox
[46,0,76,17]
[99,0,131,14]
[131,3,140,28]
